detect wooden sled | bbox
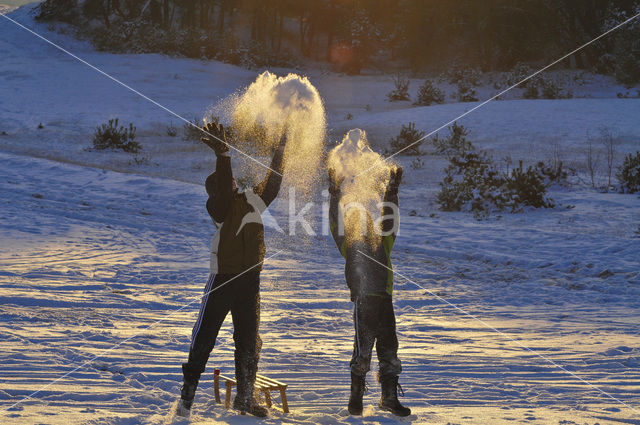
[213,369,289,413]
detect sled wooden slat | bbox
[213,369,289,413]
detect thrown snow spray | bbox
[208,71,326,196]
[327,129,397,247]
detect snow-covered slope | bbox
[2,147,640,425]
[1,4,640,425]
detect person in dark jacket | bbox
[178,122,286,418]
[328,166,411,417]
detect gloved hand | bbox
[201,122,230,156]
[328,168,344,196]
[388,166,403,191]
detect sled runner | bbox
[213,369,289,413]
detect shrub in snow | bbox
[431,122,472,158]
[444,66,480,102]
[506,63,534,85]
[128,155,149,166]
[455,80,478,102]
[447,66,481,86]
[438,154,554,217]
[386,74,410,102]
[507,165,556,209]
[523,80,539,99]
[414,79,445,106]
[436,124,554,217]
[389,122,425,156]
[437,150,508,215]
[536,160,567,185]
[540,79,564,99]
[92,118,140,153]
[521,76,567,100]
[617,151,640,194]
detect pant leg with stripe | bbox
[182,273,236,380]
[350,296,377,376]
[182,271,262,385]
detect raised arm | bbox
[253,133,286,207]
[381,166,402,238]
[202,122,233,224]
[328,168,346,255]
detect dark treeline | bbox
[37,0,640,82]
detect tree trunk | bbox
[299,15,305,54]
[251,7,257,40]
[270,7,277,49]
[163,0,169,29]
[307,20,315,58]
[217,1,225,34]
[277,11,283,52]
[188,1,195,28]
[326,14,334,61]
[200,0,207,29]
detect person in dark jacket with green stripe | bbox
[328,167,411,417]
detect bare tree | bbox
[600,126,616,192]
[550,141,563,175]
[586,139,599,188]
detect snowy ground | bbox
[2,4,640,425]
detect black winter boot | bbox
[348,372,366,415]
[234,355,268,417]
[177,364,200,416]
[233,394,268,417]
[379,375,411,417]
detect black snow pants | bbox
[182,271,262,397]
[350,294,402,379]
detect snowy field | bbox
[2,4,640,425]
